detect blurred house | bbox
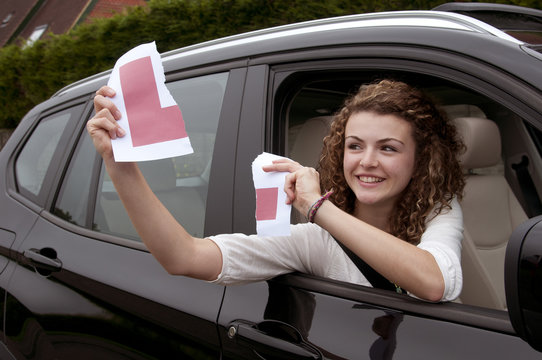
[0,0,147,47]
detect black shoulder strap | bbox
[334,237,399,293]
[511,155,542,217]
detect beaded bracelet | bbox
[307,190,334,223]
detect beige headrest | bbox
[453,117,501,170]
[443,104,486,119]
[290,116,333,168]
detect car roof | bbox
[53,10,528,98]
[161,10,522,58]
[433,2,542,49]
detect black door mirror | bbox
[505,216,542,352]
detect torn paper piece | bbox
[252,152,292,236]
[108,41,193,162]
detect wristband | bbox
[307,190,333,223]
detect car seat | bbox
[289,116,333,223]
[453,115,527,309]
[289,116,333,169]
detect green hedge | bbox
[0,0,538,128]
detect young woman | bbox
[88,79,465,302]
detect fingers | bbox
[94,86,122,120]
[87,111,125,140]
[262,158,302,173]
[283,166,322,210]
[96,85,116,98]
[262,158,304,203]
[86,106,125,160]
[284,172,298,204]
[88,85,124,151]
[260,158,321,209]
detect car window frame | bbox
[255,48,542,334]
[40,65,247,249]
[10,97,90,210]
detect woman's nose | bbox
[359,150,378,168]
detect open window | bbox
[272,68,542,310]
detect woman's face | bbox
[343,111,416,214]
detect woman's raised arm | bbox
[87,86,222,280]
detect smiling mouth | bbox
[358,176,384,183]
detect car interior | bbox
[283,70,542,310]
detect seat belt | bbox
[334,238,404,294]
[511,155,542,217]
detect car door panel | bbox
[218,276,542,359]
[217,51,542,357]
[2,68,245,359]
[5,214,223,359]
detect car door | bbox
[2,68,245,359]
[218,43,542,358]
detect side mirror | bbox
[505,216,542,352]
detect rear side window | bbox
[92,72,228,240]
[53,130,97,226]
[15,105,82,200]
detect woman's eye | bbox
[347,143,361,150]
[382,145,397,152]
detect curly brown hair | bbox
[318,79,465,245]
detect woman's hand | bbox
[86,86,125,161]
[263,159,322,214]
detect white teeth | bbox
[359,176,384,183]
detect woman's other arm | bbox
[266,160,447,301]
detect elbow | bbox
[152,248,192,276]
[159,253,222,282]
[424,287,445,302]
[164,264,181,276]
[160,260,186,276]
[410,286,444,303]
[404,267,445,301]
[415,250,447,302]
[419,276,445,302]
[163,262,220,282]
[149,236,222,281]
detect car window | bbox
[93,72,228,240]
[15,105,83,199]
[53,130,97,226]
[276,68,542,311]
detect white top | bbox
[209,198,463,302]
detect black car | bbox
[1,3,542,359]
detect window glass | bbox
[1,12,14,28]
[53,131,96,226]
[93,72,228,240]
[15,107,79,197]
